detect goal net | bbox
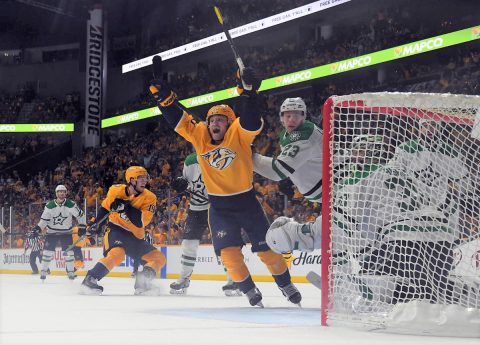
[321,92,480,337]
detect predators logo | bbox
[202,147,236,170]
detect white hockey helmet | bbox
[279,97,307,118]
[55,185,67,193]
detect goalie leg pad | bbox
[220,246,249,282]
[266,217,317,253]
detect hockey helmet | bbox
[125,166,149,184]
[279,97,307,117]
[55,185,67,192]
[206,104,236,124]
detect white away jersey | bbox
[183,153,209,211]
[254,120,322,202]
[38,199,86,235]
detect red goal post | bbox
[321,92,480,336]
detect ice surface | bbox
[1,274,478,345]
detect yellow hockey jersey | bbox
[101,184,157,239]
[175,113,262,196]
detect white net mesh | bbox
[323,92,480,336]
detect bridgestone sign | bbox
[85,6,104,148]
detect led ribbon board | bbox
[121,0,351,73]
[104,25,480,128]
[0,124,74,133]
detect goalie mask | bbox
[349,135,386,165]
[418,118,442,149]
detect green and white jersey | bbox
[183,153,209,211]
[253,120,322,202]
[38,198,86,235]
[334,140,468,248]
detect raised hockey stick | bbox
[213,6,245,72]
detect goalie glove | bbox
[149,79,178,108]
[171,176,189,193]
[236,67,261,95]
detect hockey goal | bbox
[321,92,480,336]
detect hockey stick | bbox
[213,6,245,73]
[64,211,111,252]
[306,271,321,290]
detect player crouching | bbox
[80,166,166,295]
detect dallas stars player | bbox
[254,97,322,203]
[35,184,86,281]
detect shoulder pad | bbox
[45,200,56,209]
[108,184,128,198]
[64,199,76,208]
[185,153,198,166]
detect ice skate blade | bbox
[135,288,161,296]
[79,285,102,296]
[169,288,188,295]
[224,290,242,297]
[256,301,264,308]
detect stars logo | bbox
[52,213,67,226]
[289,131,301,141]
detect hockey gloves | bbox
[278,179,295,199]
[110,199,128,213]
[77,224,87,237]
[149,79,177,108]
[172,176,189,193]
[236,67,261,95]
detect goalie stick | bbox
[306,271,321,290]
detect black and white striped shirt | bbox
[24,235,44,252]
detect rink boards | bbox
[0,244,321,283]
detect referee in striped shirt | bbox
[24,228,44,274]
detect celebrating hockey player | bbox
[80,166,166,295]
[34,184,86,281]
[149,66,301,307]
[169,153,241,296]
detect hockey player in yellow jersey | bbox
[80,166,166,295]
[149,67,301,307]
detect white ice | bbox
[1,274,478,345]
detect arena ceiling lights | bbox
[121,0,351,74]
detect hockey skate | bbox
[169,278,190,295]
[134,266,158,295]
[222,281,242,297]
[245,286,264,307]
[80,274,103,295]
[279,283,302,306]
[67,271,76,280]
[40,270,47,282]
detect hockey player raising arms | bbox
[35,184,86,281]
[149,67,301,307]
[81,166,166,295]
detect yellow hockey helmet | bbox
[206,104,236,124]
[125,166,149,183]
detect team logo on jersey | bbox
[201,147,236,170]
[216,230,227,239]
[289,131,301,141]
[53,213,68,225]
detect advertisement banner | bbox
[105,25,480,128]
[84,6,104,147]
[0,124,74,132]
[122,0,351,73]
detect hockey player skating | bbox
[267,121,471,305]
[149,67,301,307]
[169,153,241,296]
[34,184,86,281]
[80,166,166,295]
